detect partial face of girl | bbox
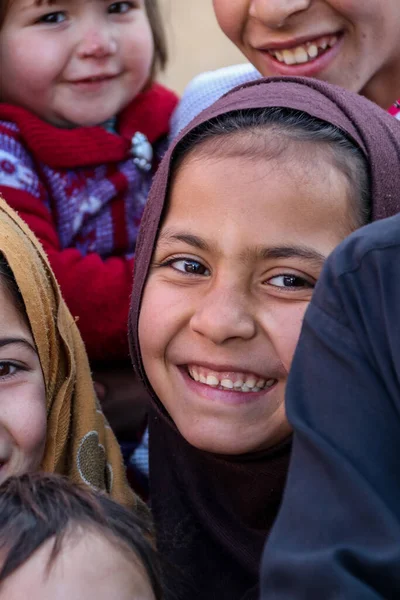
[213,0,400,108]
[2,530,156,600]
[139,142,355,455]
[0,279,46,482]
[0,0,153,127]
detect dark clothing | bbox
[261,213,400,599]
[149,407,290,600]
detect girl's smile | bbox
[139,147,355,455]
[213,0,400,108]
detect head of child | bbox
[0,254,46,483]
[0,0,166,128]
[138,102,370,456]
[0,473,162,599]
[213,0,400,109]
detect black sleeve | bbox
[261,217,400,600]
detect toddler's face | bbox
[1,529,156,600]
[0,0,154,127]
[213,0,400,108]
[139,148,354,455]
[0,280,46,482]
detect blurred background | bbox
[159,0,246,93]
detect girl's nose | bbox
[190,284,257,345]
[77,29,117,59]
[249,0,312,29]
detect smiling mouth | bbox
[187,365,277,393]
[73,74,117,84]
[265,34,339,66]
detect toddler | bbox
[0,472,162,599]
[0,0,178,440]
[172,0,400,135]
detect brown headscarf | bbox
[0,198,139,509]
[130,77,400,600]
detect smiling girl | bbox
[0,197,140,509]
[171,0,400,135]
[130,77,400,600]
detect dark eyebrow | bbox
[257,246,326,267]
[158,229,326,267]
[157,230,214,253]
[0,338,37,354]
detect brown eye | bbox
[171,259,210,276]
[268,274,314,289]
[0,363,17,378]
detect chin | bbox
[179,426,264,456]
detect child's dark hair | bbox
[0,253,25,317]
[0,0,167,75]
[0,473,163,598]
[172,107,371,229]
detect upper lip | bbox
[256,31,341,51]
[182,361,284,380]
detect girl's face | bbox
[0,279,46,482]
[0,0,154,127]
[213,0,400,108]
[139,147,354,455]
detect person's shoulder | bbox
[170,64,261,139]
[328,214,400,279]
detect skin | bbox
[0,280,46,483]
[0,0,154,127]
[213,0,400,108]
[0,528,156,600]
[139,147,355,455]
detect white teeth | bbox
[282,49,296,65]
[233,379,244,388]
[244,377,257,389]
[307,44,318,59]
[206,375,219,387]
[188,367,276,393]
[294,46,309,63]
[190,368,200,382]
[270,35,337,65]
[220,379,234,390]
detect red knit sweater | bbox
[0,84,178,361]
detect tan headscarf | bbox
[0,198,137,509]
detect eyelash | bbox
[267,273,315,290]
[36,11,66,24]
[35,2,136,24]
[158,257,211,277]
[0,361,23,380]
[108,1,137,14]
